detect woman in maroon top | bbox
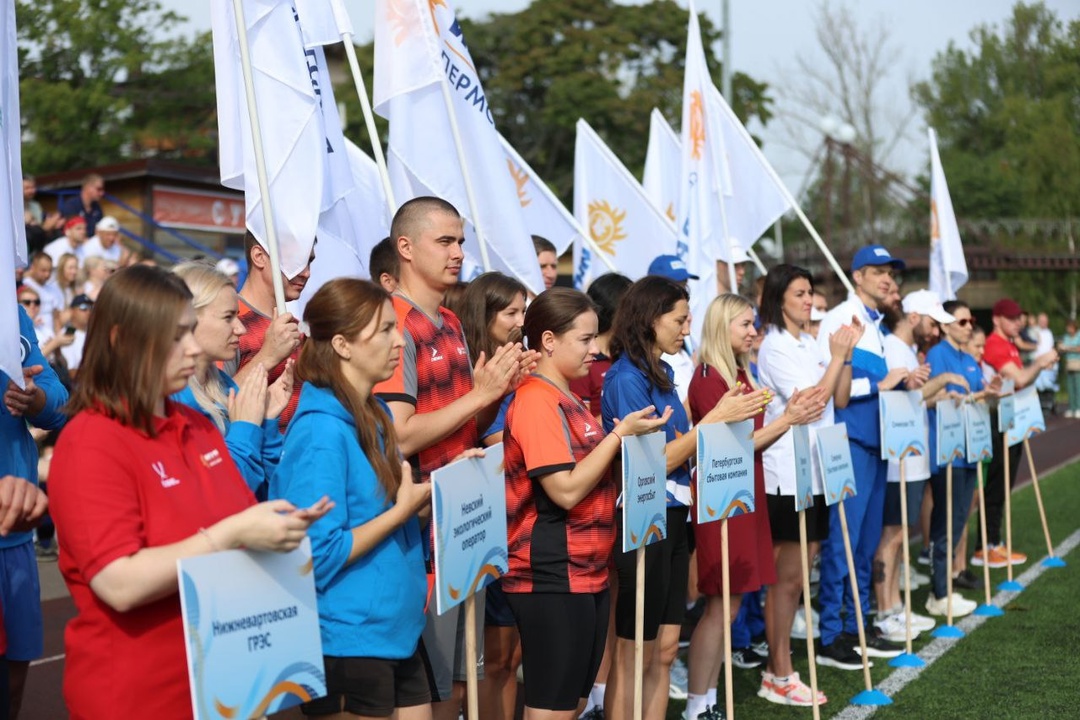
[569,273,632,418]
[684,294,827,719]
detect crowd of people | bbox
[2,191,1075,720]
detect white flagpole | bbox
[230,0,287,314]
[746,246,768,275]
[340,33,396,215]
[435,72,492,271]
[501,142,616,275]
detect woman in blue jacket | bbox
[172,262,289,497]
[272,278,433,720]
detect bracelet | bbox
[610,429,623,443]
[198,527,220,553]
[843,360,853,366]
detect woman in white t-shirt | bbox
[756,264,859,706]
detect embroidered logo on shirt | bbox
[584,422,597,438]
[430,345,444,362]
[456,346,467,356]
[152,461,180,488]
[200,449,223,468]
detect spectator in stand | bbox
[272,278,434,720]
[2,303,68,720]
[81,216,124,264]
[225,231,313,432]
[374,197,528,720]
[20,253,63,337]
[80,256,116,302]
[454,271,528,720]
[370,236,399,294]
[54,253,80,311]
[502,288,671,720]
[1033,312,1058,410]
[570,273,632,419]
[22,177,42,226]
[58,294,93,382]
[533,235,559,292]
[43,218,87,268]
[602,276,767,720]
[686,293,827,718]
[58,173,105,236]
[975,298,1058,569]
[16,286,74,381]
[22,176,64,256]
[172,262,291,498]
[756,264,856,703]
[1058,319,1080,418]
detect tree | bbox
[16,0,216,173]
[344,0,774,205]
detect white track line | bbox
[832,527,1080,720]
[29,652,65,667]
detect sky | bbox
[170,0,1079,191]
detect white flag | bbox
[573,119,678,289]
[2,0,27,387]
[373,0,543,294]
[928,127,968,300]
[500,133,581,256]
[294,0,352,47]
[211,0,325,279]
[706,83,791,260]
[643,108,681,226]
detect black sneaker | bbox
[845,629,902,659]
[953,569,983,591]
[580,706,605,720]
[816,637,867,670]
[731,647,766,669]
[692,706,726,720]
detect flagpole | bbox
[435,72,492,272]
[746,246,768,275]
[340,32,396,215]
[230,0,287,314]
[501,136,617,274]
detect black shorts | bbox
[301,650,431,717]
[767,491,830,543]
[883,479,927,526]
[506,591,610,711]
[484,580,516,627]
[614,506,690,641]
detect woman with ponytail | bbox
[271,278,434,720]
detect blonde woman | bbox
[684,294,827,719]
[80,255,116,301]
[171,262,293,496]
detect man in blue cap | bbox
[814,244,913,669]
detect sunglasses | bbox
[19,298,41,307]
[954,318,973,327]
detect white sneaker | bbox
[790,605,820,640]
[925,593,977,618]
[907,611,937,633]
[873,612,917,643]
[901,563,930,589]
[668,657,688,700]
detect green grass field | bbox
[668,460,1080,719]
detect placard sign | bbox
[880,390,928,461]
[695,420,755,525]
[622,431,669,552]
[792,424,815,512]
[998,379,1016,433]
[817,423,857,506]
[936,398,966,465]
[964,401,993,463]
[431,444,510,615]
[1005,385,1046,448]
[178,538,326,720]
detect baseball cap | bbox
[992,298,1023,319]
[810,307,827,322]
[902,289,955,324]
[216,257,241,277]
[71,294,94,310]
[97,216,120,232]
[648,254,699,282]
[718,244,750,264]
[851,244,905,272]
[64,216,86,231]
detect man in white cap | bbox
[82,216,124,264]
[873,290,970,639]
[716,244,749,296]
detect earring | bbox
[545,348,553,357]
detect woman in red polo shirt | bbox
[48,266,330,720]
[502,288,672,719]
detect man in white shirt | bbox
[20,253,64,334]
[43,217,87,266]
[81,216,124,264]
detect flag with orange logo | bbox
[643,109,681,226]
[928,127,967,300]
[499,133,581,256]
[572,119,678,289]
[372,0,543,294]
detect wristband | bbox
[843,360,853,366]
[610,429,623,443]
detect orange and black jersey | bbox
[502,375,615,595]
